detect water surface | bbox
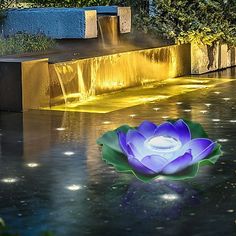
[0,68,236,236]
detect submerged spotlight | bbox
[56,128,66,131]
[66,184,82,191]
[1,178,18,183]
[160,194,179,201]
[26,163,39,168]
[64,151,75,156]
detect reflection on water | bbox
[44,77,234,113]
[119,181,200,220]
[0,68,236,235]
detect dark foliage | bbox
[133,0,236,46]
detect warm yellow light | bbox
[56,127,66,131]
[102,121,111,124]
[41,77,234,113]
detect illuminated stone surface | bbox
[191,43,219,74]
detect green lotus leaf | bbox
[199,143,222,167]
[97,125,134,153]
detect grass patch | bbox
[0,33,55,56]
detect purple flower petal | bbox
[126,129,145,144]
[137,121,157,139]
[126,130,151,158]
[154,122,179,141]
[128,156,156,175]
[178,138,215,163]
[162,152,193,174]
[191,141,216,164]
[117,131,134,156]
[141,155,169,173]
[173,119,191,145]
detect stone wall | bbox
[191,43,236,74]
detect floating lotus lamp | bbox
[97,119,222,182]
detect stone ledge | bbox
[4,8,97,39]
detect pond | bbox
[0,68,236,236]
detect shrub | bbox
[0,33,55,55]
[25,0,113,7]
[25,0,149,10]
[133,0,236,47]
[0,1,17,22]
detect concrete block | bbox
[230,47,236,66]
[117,7,131,33]
[191,43,219,74]
[218,45,236,69]
[0,61,22,111]
[0,58,50,112]
[22,59,50,110]
[84,10,98,38]
[219,44,228,69]
[227,47,232,68]
[4,8,97,39]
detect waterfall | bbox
[97,15,119,47]
[49,44,190,108]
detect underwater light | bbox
[217,139,228,142]
[200,110,208,114]
[160,194,179,201]
[102,121,111,124]
[162,116,169,119]
[227,209,234,213]
[205,103,211,107]
[64,151,75,156]
[66,184,82,191]
[26,163,39,168]
[1,178,18,183]
[212,119,221,122]
[56,128,66,131]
